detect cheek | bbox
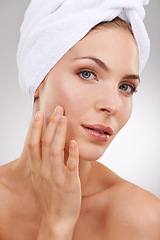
[58,82,84,117]
[41,77,87,125]
[118,99,133,130]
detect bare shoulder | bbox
[0,163,13,233]
[109,178,160,238]
[0,160,17,199]
[119,179,160,212]
[90,163,160,239]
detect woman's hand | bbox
[27,106,81,238]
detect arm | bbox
[27,106,81,239]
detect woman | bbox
[0,1,160,239]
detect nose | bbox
[95,85,119,115]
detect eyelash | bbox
[76,69,97,81]
[76,69,138,94]
[119,83,138,94]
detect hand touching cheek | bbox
[27,106,81,239]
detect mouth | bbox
[81,124,113,143]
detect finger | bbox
[49,116,67,175]
[41,106,64,164]
[66,140,79,180]
[28,111,44,164]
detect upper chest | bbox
[72,194,111,240]
[0,190,109,240]
[0,187,41,240]
[0,186,144,240]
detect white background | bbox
[0,1,160,198]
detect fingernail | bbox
[55,105,63,115]
[70,141,76,150]
[35,111,42,121]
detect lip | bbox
[81,124,113,143]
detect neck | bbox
[14,147,97,197]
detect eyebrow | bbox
[123,74,140,82]
[74,56,109,71]
[73,56,140,82]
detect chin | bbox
[78,142,107,162]
[65,132,113,162]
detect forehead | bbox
[65,28,139,74]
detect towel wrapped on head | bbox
[17,0,150,104]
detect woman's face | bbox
[37,27,139,161]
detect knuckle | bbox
[67,163,77,171]
[50,115,58,124]
[50,147,60,157]
[42,137,51,147]
[32,120,40,129]
[54,179,63,188]
[39,167,50,180]
[28,140,38,149]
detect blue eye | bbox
[119,83,137,94]
[77,70,97,81]
[82,71,92,79]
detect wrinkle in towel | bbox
[17,0,150,104]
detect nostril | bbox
[100,107,114,114]
[101,108,111,112]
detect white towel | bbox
[17,0,150,104]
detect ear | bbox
[34,88,39,99]
[34,78,46,104]
[33,87,40,113]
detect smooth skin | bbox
[0,27,160,240]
